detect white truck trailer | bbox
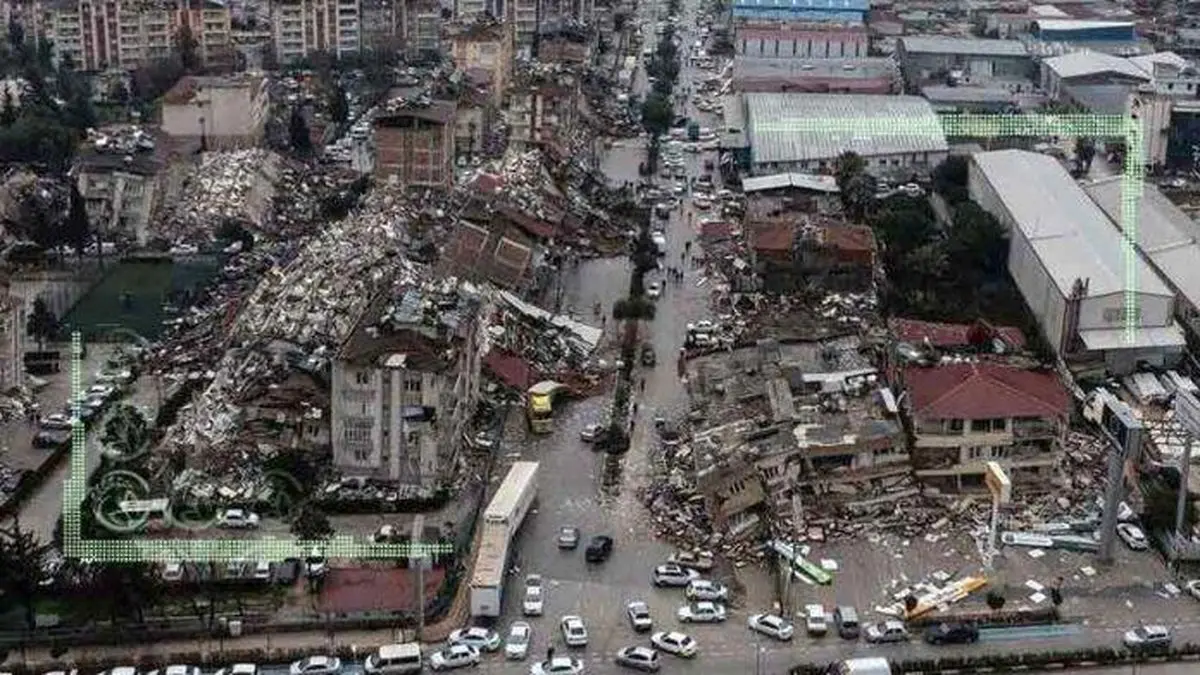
[469,461,539,617]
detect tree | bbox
[986,590,1006,611]
[26,297,58,349]
[932,155,969,204]
[175,24,200,73]
[1074,137,1097,174]
[834,151,866,191]
[0,518,52,630]
[80,562,162,624]
[289,106,313,154]
[835,152,875,219]
[7,19,24,50]
[0,88,15,126]
[947,202,1007,280]
[327,84,349,126]
[101,405,152,463]
[63,183,91,259]
[640,93,672,136]
[290,501,334,541]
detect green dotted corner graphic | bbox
[62,333,453,562]
[754,113,1145,342]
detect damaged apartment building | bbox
[685,336,906,539]
[888,317,1072,493]
[331,279,487,489]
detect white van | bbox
[364,643,422,675]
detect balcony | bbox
[1013,420,1057,439]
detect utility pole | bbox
[412,514,427,641]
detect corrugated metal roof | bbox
[1042,50,1149,80]
[731,0,867,10]
[1084,176,1200,312]
[1035,19,1136,32]
[745,93,947,165]
[921,85,1016,104]
[971,149,1172,299]
[735,57,895,81]
[742,172,840,192]
[899,36,1029,58]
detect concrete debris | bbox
[164,150,283,242]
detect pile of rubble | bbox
[159,187,428,469]
[162,150,283,243]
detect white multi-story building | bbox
[41,0,232,71]
[331,282,485,488]
[270,0,360,64]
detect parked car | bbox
[289,656,342,675]
[1124,625,1172,650]
[804,604,829,636]
[523,585,544,616]
[370,525,398,543]
[826,606,858,640]
[530,657,584,675]
[924,622,979,645]
[580,424,603,443]
[865,621,909,644]
[614,646,660,672]
[652,563,700,587]
[640,343,656,367]
[646,281,662,299]
[214,664,257,675]
[1187,579,1200,601]
[748,613,794,641]
[1117,523,1149,550]
[216,509,260,529]
[650,631,697,658]
[557,526,580,549]
[505,622,531,660]
[147,665,200,675]
[677,601,726,623]
[39,414,73,431]
[667,550,714,572]
[428,645,480,671]
[585,535,613,562]
[448,626,502,652]
[560,615,589,647]
[627,601,653,632]
[685,579,728,601]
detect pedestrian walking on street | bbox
[640,378,646,392]
[547,647,555,661]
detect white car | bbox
[677,601,726,623]
[804,604,829,635]
[1186,578,1200,601]
[289,656,342,675]
[646,281,662,299]
[506,621,532,660]
[448,626,502,652]
[865,620,909,644]
[530,657,584,675]
[652,563,700,587]
[560,615,589,647]
[429,644,480,671]
[748,613,794,641]
[1123,624,1172,649]
[1117,523,1149,550]
[651,631,698,658]
[161,562,185,582]
[147,666,200,675]
[580,424,603,442]
[627,600,653,632]
[214,664,258,675]
[685,579,728,601]
[523,585,544,616]
[216,509,260,529]
[370,525,397,543]
[86,384,117,400]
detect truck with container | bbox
[469,462,540,617]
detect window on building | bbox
[354,371,370,385]
[948,419,964,433]
[353,449,370,461]
[404,377,422,392]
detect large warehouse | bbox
[969,149,1186,374]
[742,93,948,175]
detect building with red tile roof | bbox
[904,362,1070,492]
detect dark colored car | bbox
[924,622,979,645]
[33,430,71,449]
[585,535,613,563]
[834,606,860,640]
[641,344,656,367]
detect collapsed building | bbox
[330,279,487,490]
